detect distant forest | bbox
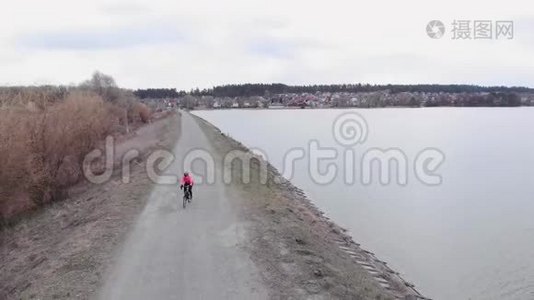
[134,83,534,99]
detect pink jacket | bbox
[180,175,194,186]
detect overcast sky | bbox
[0,0,533,89]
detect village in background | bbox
[135,84,534,111]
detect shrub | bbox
[136,103,151,123]
[0,72,152,222]
[0,91,113,220]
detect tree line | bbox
[134,88,186,99]
[134,83,534,99]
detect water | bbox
[194,108,534,300]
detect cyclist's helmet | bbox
[184,172,189,177]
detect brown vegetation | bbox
[0,72,152,222]
[135,102,151,123]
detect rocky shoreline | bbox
[274,176,428,300]
[193,113,428,300]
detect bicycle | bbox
[182,185,192,209]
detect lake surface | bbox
[194,108,534,300]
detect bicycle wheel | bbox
[183,194,187,208]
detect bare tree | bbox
[80,71,120,103]
[181,95,197,110]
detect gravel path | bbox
[99,112,268,299]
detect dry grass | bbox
[0,86,68,109]
[0,87,149,222]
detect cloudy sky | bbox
[0,0,533,89]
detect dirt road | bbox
[99,113,268,299]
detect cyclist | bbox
[180,172,194,200]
